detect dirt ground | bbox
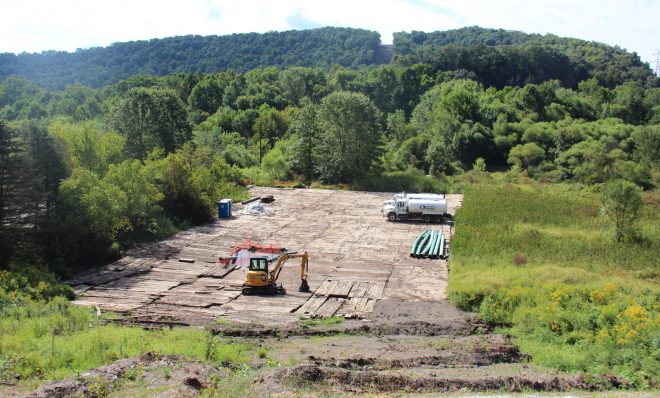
[19,187,627,396]
[68,187,463,325]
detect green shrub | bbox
[449,181,659,382]
[351,170,452,193]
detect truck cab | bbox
[383,199,407,221]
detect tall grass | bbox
[449,182,659,386]
[352,170,453,193]
[0,298,251,382]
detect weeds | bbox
[257,347,268,359]
[449,181,659,383]
[0,298,251,382]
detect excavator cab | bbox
[244,257,271,289]
[242,252,310,295]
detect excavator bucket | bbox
[299,279,310,293]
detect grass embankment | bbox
[0,295,252,386]
[449,181,659,386]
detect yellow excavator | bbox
[242,251,310,295]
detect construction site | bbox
[68,187,461,326]
[54,187,594,395]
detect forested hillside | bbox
[1,26,657,91]
[393,27,658,89]
[0,27,382,89]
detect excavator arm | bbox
[268,252,310,292]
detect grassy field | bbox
[449,179,659,386]
[0,296,252,385]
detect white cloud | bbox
[1,0,657,68]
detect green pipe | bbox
[414,231,429,258]
[421,230,437,257]
[439,234,445,258]
[431,231,442,258]
[410,230,429,257]
[414,230,431,257]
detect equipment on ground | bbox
[242,251,310,295]
[383,196,448,223]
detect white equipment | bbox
[382,195,448,223]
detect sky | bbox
[2,0,658,71]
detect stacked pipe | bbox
[409,230,445,259]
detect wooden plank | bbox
[348,281,369,298]
[336,297,371,317]
[312,297,344,318]
[356,298,375,313]
[366,282,386,300]
[314,280,337,296]
[295,296,328,316]
[328,280,354,297]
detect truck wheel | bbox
[423,215,431,223]
[387,213,397,222]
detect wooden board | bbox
[313,297,344,318]
[295,296,328,316]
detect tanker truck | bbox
[382,192,444,208]
[393,192,444,201]
[383,196,449,222]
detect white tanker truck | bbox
[382,195,449,222]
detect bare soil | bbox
[21,353,221,398]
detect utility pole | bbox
[655,50,660,76]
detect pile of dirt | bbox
[272,364,605,394]
[23,353,222,398]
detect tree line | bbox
[0,27,383,89]
[0,58,658,278]
[1,26,657,91]
[393,27,658,89]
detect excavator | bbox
[242,251,310,295]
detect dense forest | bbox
[0,27,384,89]
[1,26,657,90]
[393,27,658,89]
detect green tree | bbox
[49,120,125,175]
[601,179,643,242]
[111,88,191,159]
[188,75,224,114]
[288,101,320,180]
[0,121,17,262]
[508,142,545,170]
[151,153,210,223]
[632,126,659,177]
[316,92,383,182]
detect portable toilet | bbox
[227,199,233,217]
[218,199,232,219]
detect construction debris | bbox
[242,196,261,205]
[240,202,273,216]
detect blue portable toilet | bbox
[218,199,232,219]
